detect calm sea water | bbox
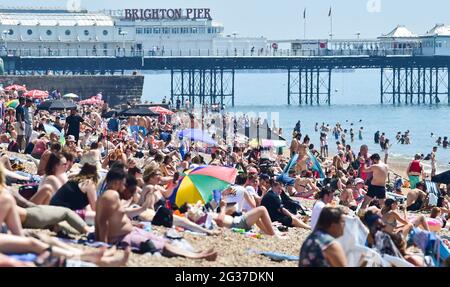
[142,70,450,170]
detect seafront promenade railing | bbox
[0,47,420,58]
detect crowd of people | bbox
[0,87,449,267]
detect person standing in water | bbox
[443,137,449,149]
[374,131,380,144]
[379,133,386,151]
[384,139,391,164]
[358,127,363,140]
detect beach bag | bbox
[280,192,308,216]
[152,206,173,228]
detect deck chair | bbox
[425,180,440,207]
[408,227,449,267]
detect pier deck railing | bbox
[0,47,420,58]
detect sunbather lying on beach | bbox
[119,175,219,236]
[213,200,276,236]
[95,168,217,260]
[294,171,320,198]
[0,233,130,267]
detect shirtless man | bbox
[332,150,344,170]
[406,182,428,212]
[361,153,388,209]
[95,168,217,260]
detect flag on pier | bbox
[328,7,332,17]
[303,8,306,19]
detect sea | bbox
[141,69,450,172]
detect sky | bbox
[0,0,449,40]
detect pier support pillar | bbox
[287,68,332,105]
[171,68,235,108]
[380,66,448,105]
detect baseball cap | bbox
[355,178,365,185]
[67,135,76,142]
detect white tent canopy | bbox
[424,24,450,37]
[380,25,417,38]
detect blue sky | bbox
[1,0,449,39]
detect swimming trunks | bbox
[367,184,386,199]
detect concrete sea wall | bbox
[0,75,144,107]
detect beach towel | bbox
[248,249,298,262]
[7,253,38,262]
[425,180,439,195]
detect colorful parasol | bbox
[150,106,174,115]
[4,84,27,92]
[6,99,19,108]
[178,129,217,145]
[25,90,49,99]
[169,165,237,207]
[62,93,79,99]
[79,97,104,106]
[43,124,61,135]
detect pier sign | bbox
[124,8,212,20]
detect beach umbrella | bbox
[261,139,287,148]
[118,107,159,117]
[102,110,118,119]
[169,166,237,207]
[79,97,104,106]
[431,170,450,185]
[150,106,174,115]
[5,99,19,108]
[4,84,27,92]
[43,124,61,135]
[25,89,49,100]
[178,129,217,145]
[37,99,77,111]
[62,93,79,99]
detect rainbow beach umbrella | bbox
[169,166,237,207]
[6,99,19,108]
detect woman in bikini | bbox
[381,198,430,238]
[294,171,320,198]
